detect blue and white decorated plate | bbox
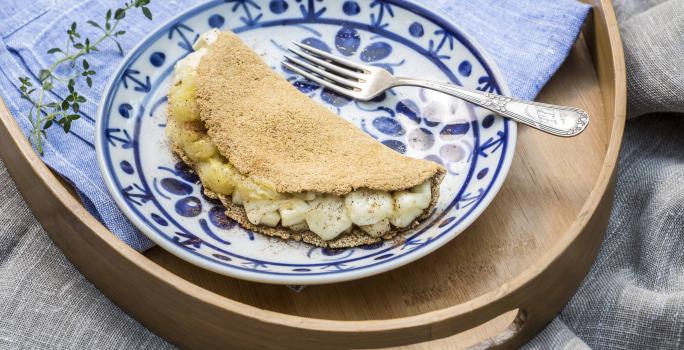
[96,0,516,285]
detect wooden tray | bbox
[0,0,625,348]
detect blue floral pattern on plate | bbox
[96,0,516,285]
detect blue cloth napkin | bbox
[0,0,590,251]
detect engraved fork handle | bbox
[393,78,589,137]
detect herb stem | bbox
[33,88,47,153]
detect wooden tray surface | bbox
[0,0,625,348]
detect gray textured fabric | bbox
[614,0,684,117]
[0,1,683,350]
[0,160,174,350]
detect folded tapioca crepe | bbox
[166,29,446,248]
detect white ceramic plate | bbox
[96,0,516,285]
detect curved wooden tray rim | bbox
[0,0,626,345]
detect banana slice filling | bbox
[167,30,433,242]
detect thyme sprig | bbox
[18,0,153,154]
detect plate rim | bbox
[95,0,517,285]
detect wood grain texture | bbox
[0,0,625,348]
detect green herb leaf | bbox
[114,8,126,20]
[38,69,50,82]
[86,20,101,29]
[142,6,152,20]
[47,48,62,54]
[62,120,72,133]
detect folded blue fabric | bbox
[0,0,589,251]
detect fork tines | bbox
[283,42,367,96]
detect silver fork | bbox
[283,42,589,137]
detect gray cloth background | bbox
[0,0,682,349]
